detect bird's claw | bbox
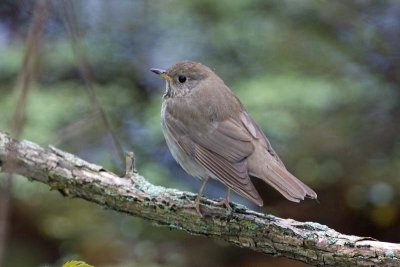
[215,197,232,211]
[182,196,204,217]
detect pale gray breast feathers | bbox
[161,100,209,179]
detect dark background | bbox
[0,1,399,266]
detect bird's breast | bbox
[160,100,210,179]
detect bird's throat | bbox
[163,82,171,98]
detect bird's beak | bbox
[150,68,172,81]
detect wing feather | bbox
[193,142,263,206]
[240,112,285,167]
[163,108,263,206]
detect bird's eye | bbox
[178,75,187,83]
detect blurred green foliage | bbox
[0,0,399,266]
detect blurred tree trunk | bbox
[0,177,11,265]
[0,0,50,265]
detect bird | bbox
[151,60,317,215]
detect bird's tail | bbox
[252,159,317,202]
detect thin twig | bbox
[60,0,125,165]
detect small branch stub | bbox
[124,151,136,179]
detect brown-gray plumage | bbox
[151,61,317,214]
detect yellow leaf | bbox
[62,260,94,267]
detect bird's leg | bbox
[194,176,209,216]
[216,188,232,211]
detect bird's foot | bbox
[215,197,232,211]
[182,195,204,217]
[194,200,203,217]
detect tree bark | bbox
[0,131,398,266]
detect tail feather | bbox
[253,160,317,202]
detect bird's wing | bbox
[240,111,286,168]
[164,109,263,206]
[240,111,317,200]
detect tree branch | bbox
[0,131,398,266]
